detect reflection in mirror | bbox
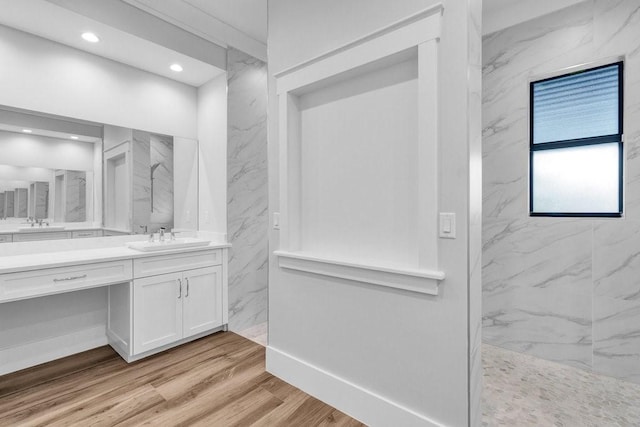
[0,106,100,233]
[0,168,92,223]
[104,126,198,235]
[133,130,174,233]
[0,106,198,240]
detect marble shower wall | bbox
[226,47,268,332]
[65,171,86,222]
[149,134,174,230]
[132,130,174,233]
[5,191,14,217]
[33,182,48,219]
[132,130,151,233]
[483,0,640,382]
[15,188,27,218]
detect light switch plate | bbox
[273,212,280,230]
[439,212,456,239]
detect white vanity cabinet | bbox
[108,248,227,362]
[132,266,223,354]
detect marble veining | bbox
[226,47,268,333]
[132,130,151,233]
[33,182,48,219]
[14,188,27,218]
[482,343,640,426]
[468,0,484,424]
[5,191,14,217]
[483,0,640,383]
[64,171,86,222]
[132,131,173,233]
[149,133,174,231]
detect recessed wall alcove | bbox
[274,6,445,295]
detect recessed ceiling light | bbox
[170,63,183,72]
[81,32,100,43]
[22,129,32,133]
[70,136,79,140]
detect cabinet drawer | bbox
[72,230,102,238]
[0,235,12,243]
[103,230,129,236]
[0,260,133,303]
[13,232,72,242]
[133,249,221,278]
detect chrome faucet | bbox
[159,227,166,242]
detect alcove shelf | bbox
[275,5,445,296]
[275,251,444,296]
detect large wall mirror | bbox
[0,106,198,241]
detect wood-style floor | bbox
[0,332,366,426]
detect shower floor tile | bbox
[482,344,640,426]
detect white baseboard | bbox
[0,326,108,376]
[266,346,443,427]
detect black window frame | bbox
[529,61,624,218]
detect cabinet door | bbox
[133,271,183,354]
[183,266,223,338]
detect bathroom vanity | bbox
[0,237,230,368]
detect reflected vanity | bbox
[0,105,229,373]
[0,106,199,242]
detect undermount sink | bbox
[126,238,211,252]
[18,225,66,232]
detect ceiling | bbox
[122,0,267,61]
[0,107,103,143]
[0,0,227,87]
[184,0,267,43]
[483,0,587,35]
[0,0,584,86]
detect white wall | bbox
[0,287,108,375]
[0,131,95,170]
[173,137,199,230]
[267,1,482,426]
[0,24,197,139]
[197,74,227,238]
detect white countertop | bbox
[0,242,231,275]
[0,225,103,235]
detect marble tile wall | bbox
[149,134,174,231]
[468,0,483,424]
[132,130,151,233]
[5,191,14,217]
[226,47,268,333]
[15,188,27,218]
[131,131,173,233]
[64,171,86,222]
[34,182,49,219]
[0,193,4,217]
[483,0,640,382]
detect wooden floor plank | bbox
[0,332,366,427]
[0,346,117,399]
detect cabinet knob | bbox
[185,278,190,297]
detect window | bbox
[530,62,623,217]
